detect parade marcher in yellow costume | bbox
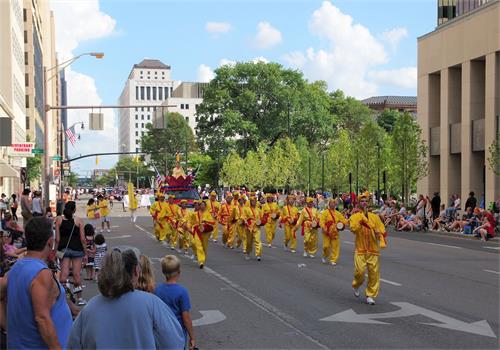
[234,196,248,251]
[218,193,234,246]
[177,199,192,254]
[159,195,179,247]
[280,195,299,252]
[207,191,221,243]
[320,198,348,266]
[349,192,387,305]
[242,196,263,261]
[295,197,320,258]
[189,200,216,268]
[128,182,138,223]
[262,194,280,247]
[86,198,98,229]
[97,194,111,233]
[150,193,166,240]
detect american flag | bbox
[65,126,77,146]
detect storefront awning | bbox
[0,160,19,178]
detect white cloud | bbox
[252,22,282,49]
[205,22,232,36]
[197,64,215,82]
[51,0,118,171]
[252,56,269,63]
[367,67,417,89]
[219,58,236,67]
[283,1,389,98]
[380,27,408,51]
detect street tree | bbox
[26,154,42,185]
[487,134,499,176]
[377,109,400,133]
[325,129,353,194]
[329,90,372,138]
[140,112,196,174]
[390,112,428,204]
[221,150,245,187]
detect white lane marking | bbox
[203,266,330,350]
[426,242,462,249]
[106,235,132,239]
[483,246,500,250]
[321,302,496,338]
[192,310,226,327]
[483,269,500,275]
[364,274,402,287]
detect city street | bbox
[79,205,500,349]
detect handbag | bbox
[56,223,76,260]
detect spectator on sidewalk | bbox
[10,194,18,221]
[68,248,184,349]
[464,192,477,212]
[474,210,496,241]
[155,255,195,350]
[0,194,7,221]
[20,188,32,226]
[32,192,43,217]
[431,192,441,220]
[137,254,155,293]
[1,217,73,349]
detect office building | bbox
[417,0,499,206]
[118,59,180,154]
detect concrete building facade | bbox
[0,0,27,196]
[118,59,180,154]
[417,0,499,207]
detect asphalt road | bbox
[78,204,500,349]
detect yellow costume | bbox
[280,201,299,251]
[218,199,234,246]
[232,203,247,251]
[98,199,110,217]
[128,183,138,210]
[242,205,263,259]
[295,202,320,257]
[189,206,216,267]
[159,200,179,244]
[86,204,97,220]
[177,204,192,252]
[349,210,386,299]
[320,208,348,264]
[149,198,166,239]
[207,196,221,242]
[262,197,280,246]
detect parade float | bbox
[158,154,200,207]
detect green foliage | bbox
[221,150,245,187]
[188,152,218,187]
[67,171,78,188]
[141,112,196,172]
[329,90,372,138]
[377,109,400,133]
[26,155,42,184]
[102,157,153,187]
[196,62,333,157]
[487,134,500,175]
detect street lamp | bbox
[43,52,104,208]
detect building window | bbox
[25,73,29,87]
[170,87,173,97]
[24,30,28,44]
[146,87,151,100]
[141,123,144,128]
[135,86,139,100]
[155,71,157,75]
[142,107,144,111]
[180,104,184,110]
[141,115,144,120]
[159,87,163,100]
[24,52,28,65]
[23,8,26,21]
[26,116,30,130]
[135,107,138,111]
[140,70,143,74]
[135,114,138,120]
[140,86,145,100]
[135,123,138,128]
[185,104,189,110]
[136,148,139,153]
[25,95,29,108]
[147,107,150,112]
[195,116,199,122]
[164,87,169,98]
[153,87,157,100]
[135,131,138,136]
[147,116,150,120]
[162,71,165,75]
[185,117,189,122]
[136,139,139,144]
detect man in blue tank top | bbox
[0,217,72,349]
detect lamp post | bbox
[43,52,104,208]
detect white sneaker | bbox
[308,254,315,258]
[100,229,103,233]
[77,298,87,306]
[330,262,337,266]
[268,243,272,248]
[303,252,307,257]
[290,249,296,253]
[366,297,375,305]
[257,256,261,261]
[170,246,175,250]
[321,258,327,264]
[353,288,360,298]
[106,229,110,233]
[244,254,250,260]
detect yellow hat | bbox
[265,193,274,199]
[359,192,370,200]
[249,196,257,201]
[157,193,165,198]
[180,199,188,204]
[306,197,314,203]
[210,191,217,196]
[233,191,240,197]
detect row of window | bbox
[135,115,151,121]
[180,103,190,110]
[135,86,173,101]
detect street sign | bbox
[52,155,62,161]
[8,142,35,157]
[32,148,44,155]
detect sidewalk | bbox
[388,226,499,242]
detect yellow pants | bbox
[193,233,210,265]
[237,225,247,251]
[153,221,161,239]
[352,254,380,298]
[168,223,178,248]
[178,229,191,251]
[304,229,318,255]
[322,233,340,263]
[284,224,297,250]
[221,223,232,245]
[228,224,246,250]
[245,228,262,257]
[158,221,170,241]
[211,223,219,241]
[264,220,277,245]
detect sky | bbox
[50,0,437,175]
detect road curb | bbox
[388,228,499,242]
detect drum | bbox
[199,224,205,233]
[336,222,345,231]
[311,220,318,228]
[271,213,277,220]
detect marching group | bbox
[149,190,387,305]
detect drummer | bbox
[295,197,320,258]
[320,198,348,266]
[242,195,263,261]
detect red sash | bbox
[325,209,337,238]
[301,208,314,236]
